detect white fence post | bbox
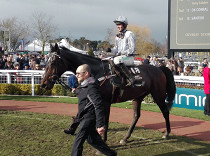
[31,73,35,96]
[7,72,11,84]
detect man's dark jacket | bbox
[77,77,105,128]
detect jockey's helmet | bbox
[113,16,128,25]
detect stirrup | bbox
[126,78,135,87]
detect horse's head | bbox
[41,43,67,90]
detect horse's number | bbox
[130,67,140,74]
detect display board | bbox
[169,0,210,50]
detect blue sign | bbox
[173,88,205,110]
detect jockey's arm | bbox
[123,33,136,56]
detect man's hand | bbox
[97,126,105,135]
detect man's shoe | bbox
[64,129,75,135]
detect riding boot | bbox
[108,59,120,76]
[118,63,135,86]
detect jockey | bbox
[107,16,136,86]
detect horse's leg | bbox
[152,92,171,139]
[159,104,170,139]
[120,98,142,145]
[95,101,111,155]
[103,101,111,142]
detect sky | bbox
[0,0,168,43]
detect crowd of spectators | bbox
[0,53,48,70]
[0,52,208,78]
[141,55,206,77]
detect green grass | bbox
[1,95,209,122]
[1,110,210,156]
[0,95,78,104]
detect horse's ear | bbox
[50,44,53,52]
[54,43,60,55]
[50,43,60,55]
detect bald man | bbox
[70,64,117,156]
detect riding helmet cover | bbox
[113,16,128,25]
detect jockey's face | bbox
[116,23,124,32]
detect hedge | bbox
[0,84,76,97]
[0,83,204,103]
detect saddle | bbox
[108,60,143,88]
[108,60,144,103]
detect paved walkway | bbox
[1,100,210,142]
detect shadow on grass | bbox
[107,126,210,155]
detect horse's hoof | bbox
[120,139,126,145]
[162,135,169,139]
[95,150,102,155]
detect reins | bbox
[56,78,72,90]
[56,71,111,91]
[99,71,111,87]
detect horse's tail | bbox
[159,66,176,110]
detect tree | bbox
[87,49,94,56]
[104,28,115,44]
[0,17,29,52]
[31,12,56,55]
[128,25,154,57]
[98,41,112,51]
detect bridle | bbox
[44,52,71,90]
[44,52,113,90]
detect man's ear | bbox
[84,71,90,78]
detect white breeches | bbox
[113,55,134,66]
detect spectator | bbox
[0,58,4,69]
[203,63,210,116]
[184,66,195,76]
[175,66,183,76]
[166,60,175,74]
[34,64,41,70]
[8,54,14,63]
[68,74,78,89]
[23,54,29,64]
[2,54,8,66]
[170,57,178,74]
[195,66,204,77]
[143,56,151,65]
[158,60,165,67]
[14,62,20,70]
[178,57,184,71]
[16,53,21,62]
[23,63,31,70]
[202,58,208,68]
[4,61,13,70]
[19,54,27,69]
[13,62,23,83]
[43,54,49,65]
[30,57,37,70]
[150,56,159,67]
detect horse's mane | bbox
[60,46,101,61]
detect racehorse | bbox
[41,43,176,144]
